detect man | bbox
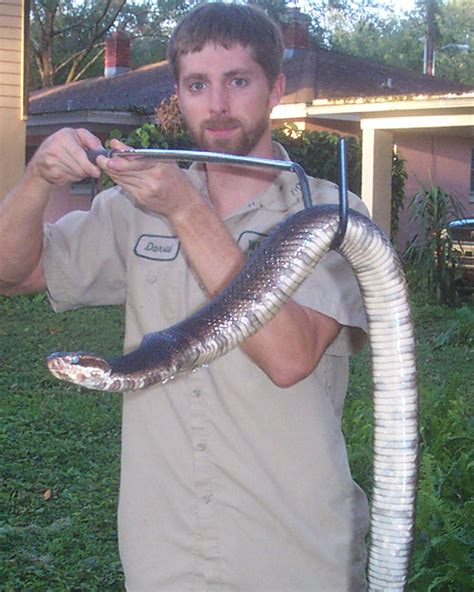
[0,3,370,590]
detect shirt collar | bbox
[188,142,305,219]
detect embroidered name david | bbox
[134,235,180,261]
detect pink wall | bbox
[395,133,473,249]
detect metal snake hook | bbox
[86,146,318,206]
[330,138,349,250]
[86,143,351,242]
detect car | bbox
[448,218,474,291]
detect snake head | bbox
[47,351,114,391]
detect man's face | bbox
[176,43,284,157]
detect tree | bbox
[29,0,473,89]
[29,0,192,89]
[247,0,290,23]
[422,0,442,75]
[330,14,425,72]
[329,0,473,84]
[431,0,473,82]
[305,0,395,44]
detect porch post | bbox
[361,126,393,235]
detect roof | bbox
[28,47,473,117]
[29,60,174,116]
[282,47,472,102]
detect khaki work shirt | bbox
[43,145,370,591]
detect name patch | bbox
[134,234,180,261]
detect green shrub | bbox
[109,121,195,152]
[390,151,407,242]
[272,124,362,193]
[404,185,466,307]
[271,125,406,243]
[434,305,474,348]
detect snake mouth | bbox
[47,352,112,390]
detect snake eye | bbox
[70,355,80,364]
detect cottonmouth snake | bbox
[48,204,418,591]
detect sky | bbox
[393,0,417,12]
[380,0,417,13]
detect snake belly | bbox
[47,204,418,590]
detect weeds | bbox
[345,300,473,591]
[434,305,474,348]
[404,184,466,306]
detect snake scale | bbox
[48,204,418,591]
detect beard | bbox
[184,113,270,156]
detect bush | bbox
[272,125,406,243]
[390,151,407,242]
[272,124,362,194]
[404,185,466,306]
[116,95,195,151]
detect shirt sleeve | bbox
[292,183,369,356]
[42,186,132,312]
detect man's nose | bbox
[209,85,229,115]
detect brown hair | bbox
[167,2,284,87]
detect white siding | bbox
[0,0,26,197]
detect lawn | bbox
[1,293,472,591]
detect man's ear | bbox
[270,73,286,109]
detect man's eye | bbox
[231,78,248,88]
[189,81,206,92]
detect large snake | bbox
[48,147,418,592]
[47,203,418,591]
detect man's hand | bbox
[27,128,103,187]
[99,139,199,220]
[0,127,102,295]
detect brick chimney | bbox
[104,32,131,78]
[281,7,311,58]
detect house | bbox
[0,0,28,201]
[2,2,474,247]
[274,9,474,247]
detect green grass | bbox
[1,294,473,590]
[1,295,125,591]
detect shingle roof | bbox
[29,60,174,116]
[29,47,473,116]
[283,47,472,102]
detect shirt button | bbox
[192,388,201,398]
[148,273,157,283]
[203,494,213,504]
[196,442,207,452]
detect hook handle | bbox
[86,148,117,163]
